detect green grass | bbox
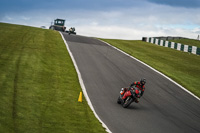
[0,22,106,133]
[171,38,200,47]
[100,39,200,98]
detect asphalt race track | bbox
[62,32,200,133]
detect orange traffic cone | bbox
[78,92,82,102]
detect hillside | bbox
[0,22,106,133]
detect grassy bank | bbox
[100,39,200,98]
[172,38,200,47]
[0,23,106,133]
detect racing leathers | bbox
[120,81,145,103]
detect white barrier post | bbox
[192,46,197,54]
[160,40,163,46]
[165,41,168,47]
[171,42,175,49]
[184,45,188,52]
[177,43,181,51]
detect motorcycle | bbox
[117,87,141,108]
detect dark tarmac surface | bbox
[62,33,200,133]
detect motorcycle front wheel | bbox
[122,97,133,108]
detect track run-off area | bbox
[61,32,200,133]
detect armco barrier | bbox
[143,37,200,55]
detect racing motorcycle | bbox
[117,87,141,108]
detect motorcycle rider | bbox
[120,78,146,103]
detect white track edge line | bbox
[99,39,200,101]
[59,32,112,133]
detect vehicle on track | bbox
[117,87,141,108]
[66,27,76,35]
[49,18,66,32]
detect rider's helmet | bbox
[140,78,146,85]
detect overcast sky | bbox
[0,0,200,40]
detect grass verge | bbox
[0,22,106,133]
[100,39,200,98]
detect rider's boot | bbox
[135,98,139,103]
